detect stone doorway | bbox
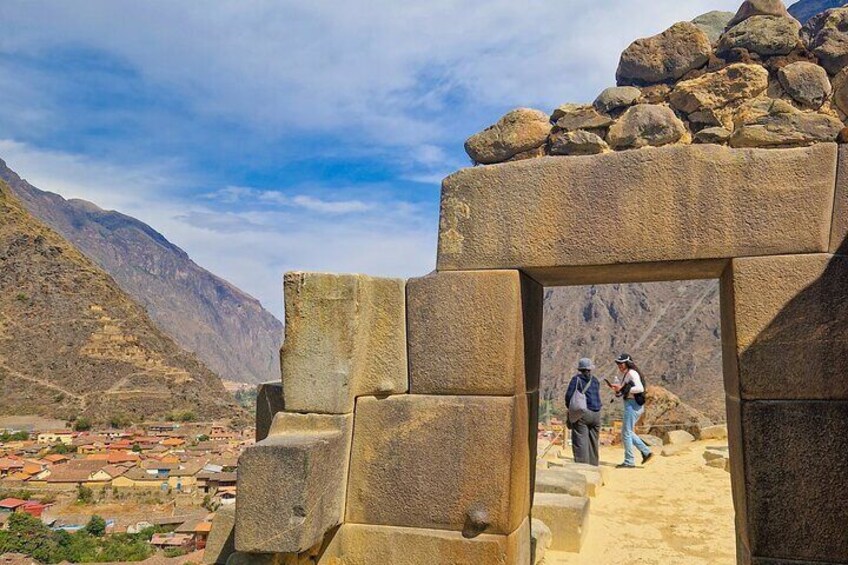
[228,142,848,565]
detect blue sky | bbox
[0,0,747,317]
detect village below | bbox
[0,385,255,565]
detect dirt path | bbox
[544,441,735,565]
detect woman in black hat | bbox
[609,353,653,468]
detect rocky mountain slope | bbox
[0,160,283,384]
[0,180,241,422]
[542,281,724,421]
[788,0,848,23]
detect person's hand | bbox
[611,384,622,393]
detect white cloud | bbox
[1,0,747,150]
[0,139,437,317]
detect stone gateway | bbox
[228,1,848,563]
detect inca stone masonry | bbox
[211,1,848,563]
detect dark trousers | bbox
[571,410,601,466]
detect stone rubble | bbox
[465,1,848,165]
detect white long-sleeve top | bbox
[623,369,644,394]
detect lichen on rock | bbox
[616,22,712,86]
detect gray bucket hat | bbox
[577,358,595,371]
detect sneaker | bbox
[642,452,654,465]
[615,463,636,469]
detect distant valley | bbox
[1,161,283,385]
[0,180,242,422]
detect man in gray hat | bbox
[565,357,603,465]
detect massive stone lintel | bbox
[328,519,531,565]
[437,144,836,272]
[407,270,542,395]
[281,272,408,414]
[728,398,848,563]
[235,412,353,554]
[345,394,530,535]
[721,254,848,400]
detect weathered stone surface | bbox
[722,254,848,400]
[550,104,613,131]
[616,22,712,86]
[829,67,848,114]
[639,84,672,104]
[727,0,795,28]
[437,144,836,272]
[706,455,730,469]
[281,272,407,414]
[718,16,801,57]
[507,145,547,162]
[407,270,542,395]
[531,493,589,553]
[830,145,848,254]
[778,61,832,108]
[801,7,848,75]
[695,126,732,144]
[703,449,727,462]
[329,519,531,565]
[534,469,588,497]
[738,400,848,561]
[699,424,728,440]
[670,64,769,114]
[730,96,795,127]
[641,434,664,447]
[203,505,236,565]
[235,412,353,554]
[255,381,284,442]
[730,110,842,147]
[531,519,552,565]
[549,130,609,156]
[692,11,736,43]
[593,86,641,113]
[561,464,603,497]
[607,104,687,149]
[346,395,530,535]
[663,429,696,445]
[465,108,551,165]
[661,444,691,457]
[226,553,281,565]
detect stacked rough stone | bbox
[465,0,848,165]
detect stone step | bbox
[534,468,588,497]
[532,493,590,553]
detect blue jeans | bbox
[622,399,651,465]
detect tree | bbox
[109,413,132,428]
[2,512,63,563]
[131,443,142,453]
[197,434,210,442]
[73,418,92,432]
[85,515,107,537]
[76,485,94,504]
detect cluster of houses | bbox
[0,422,250,503]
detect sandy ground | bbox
[543,440,735,565]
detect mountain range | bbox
[0,161,283,386]
[0,180,241,422]
[787,0,848,23]
[541,281,724,422]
